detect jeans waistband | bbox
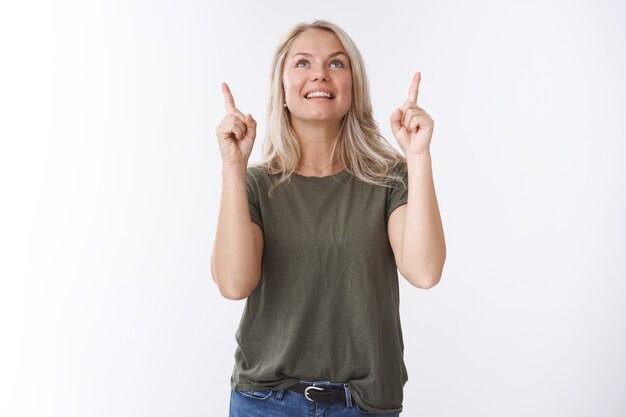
[297,379,346,388]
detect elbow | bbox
[219,275,254,300]
[211,254,254,300]
[221,288,249,301]
[403,265,444,289]
[215,278,252,300]
[211,246,262,300]
[404,252,446,289]
[421,274,442,289]
[211,270,258,301]
[409,275,440,289]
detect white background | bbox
[1,0,625,416]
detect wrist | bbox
[405,150,431,161]
[222,161,248,176]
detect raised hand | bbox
[215,82,257,165]
[390,71,434,156]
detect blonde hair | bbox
[252,19,407,195]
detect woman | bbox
[212,19,446,416]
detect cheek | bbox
[283,76,303,98]
[282,72,293,91]
[341,78,353,104]
[340,74,352,95]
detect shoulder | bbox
[246,163,274,185]
[389,159,408,176]
[246,163,266,178]
[246,163,281,197]
[384,160,408,192]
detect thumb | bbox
[244,114,257,138]
[390,108,403,134]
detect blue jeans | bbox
[229,379,401,416]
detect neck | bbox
[291,118,341,173]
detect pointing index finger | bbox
[407,71,421,104]
[221,82,237,112]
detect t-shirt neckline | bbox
[291,169,350,183]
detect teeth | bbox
[306,91,333,99]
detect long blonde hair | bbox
[252,19,407,195]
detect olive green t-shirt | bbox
[229,162,409,414]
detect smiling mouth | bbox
[303,92,335,100]
[304,95,335,101]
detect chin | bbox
[293,108,349,122]
[296,115,342,124]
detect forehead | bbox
[287,29,346,56]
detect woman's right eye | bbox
[296,59,309,68]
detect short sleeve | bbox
[385,162,409,222]
[246,167,264,231]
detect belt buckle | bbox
[304,385,325,402]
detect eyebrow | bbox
[290,51,348,59]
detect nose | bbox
[311,66,330,82]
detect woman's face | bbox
[282,29,352,125]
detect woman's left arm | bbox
[389,71,446,288]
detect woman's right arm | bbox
[211,162,263,300]
[211,83,262,300]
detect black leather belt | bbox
[286,383,349,403]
